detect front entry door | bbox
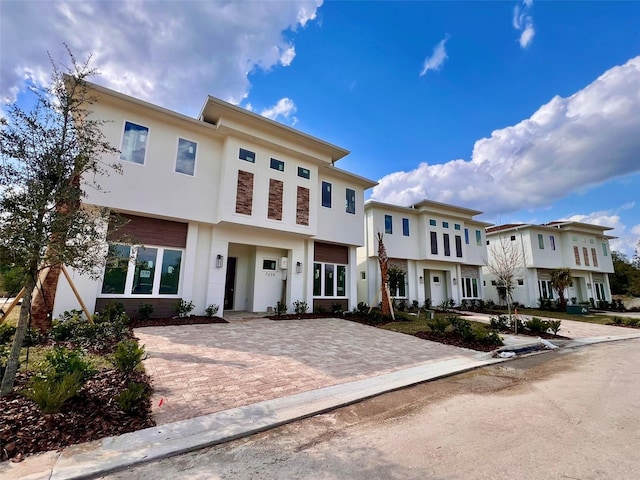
[224,257,237,310]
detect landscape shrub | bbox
[96,302,126,322]
[275,301,287,315]
[43,346,96,382]
[448,317,474,341]
[0,323,16,345]
[116,382,150,414]
[205,304,219,318]
[613,316,623,325]
[624,317,640,327]
[110,339,145,373]
[547,320,562,335]
[0,345,10,379]
[22,371,83,414]
[176,299,195,318]
[509,316,526,333]
[293,300,308,314]
[357,302,368,313]
[489,315,509,331]
[473,329,504,347]
[50,310,92,342]
[524,317,550,334]
[331,302,344,315]
[428,316,449,334]
[137,303,154,320]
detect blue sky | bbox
[2,1,640,255]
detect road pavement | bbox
[102,338,640,480]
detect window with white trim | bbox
[538,280,554,299]
[461,277,479,298]
[313,262,346,297]
[101,244,183,296]
[120,121,148,164]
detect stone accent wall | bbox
[235,170,254,215]
[268,178,283,221]
[460,265,479,278]
[296,186,309,226]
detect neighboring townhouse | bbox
[51,82,376,319]
[484,222,615,308]
[357,200,492,308]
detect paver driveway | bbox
[135,318,485,425]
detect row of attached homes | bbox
[47,82,615,321]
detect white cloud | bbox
[420,36,449,76]
[372,57,640,217]
[0,0,323,116]
[260,97,298,125]
[513,1,535,48]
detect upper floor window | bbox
[590,238,595,244]
[120,121,148,164]
[270,158,285,172]
[510,235,516,241]
[602,242,608,256]
[175,138,197,176]
[574,246,581,265]
[298,167,310,179]
[454,224,461,230]
[455,235,463,257]
[464,228,469,245]
[442,221,449,228]
[239,147,255,163]
[572,235,578,242]
[402,218,410,236]
[429,219,437,226]
[345,188,356,214]
[443,233,451,256]
[385,215,393,234]
[321,181,332,208]
[583,247,590,266]
[537,233,544,249]
[475,230,482,246]
[591,248,598,267]
[430,231,438,255]
[550,235,556,250]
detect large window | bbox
[591,248,598,267]
[346,188,356,214]
[574,246,581,265]
[462,277,479,298]
[402,218,410,236]
[430,231,438,255]
[120,121,148,164]
[538,280,554,299]
[321,181,332,208]
[455,235,463,257]
[475,230,482,246]
[101,244,183,296]
[175,138,197,176]
[385,215,393,234]
[443,233,451,256]
[583,247,590,266]
[537,233,544,249]
[313,262,346,297]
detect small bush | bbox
[0,345,11,379]
[275,301,288,315]
[509,316,526,333]
[205,304,219,318]
[292,300,308,315]
[44,346,96,382]
[331,302,344,315]
[429,317,449,334]
[548,320,562,335]
[24,327,44,347]
[137,303,154,320]
[449,317,474,341]
[624,317,640,327]
[0,323,16,345]
[613,316,623,325]
[489,315,509,331]
[22,372,83,414]
[110,339,146,373]
[524,317,550,335]
[117,382,150,414]
[474,329,504,347]
[176,299,195,318]
[97,302,126,322]
[357,302,368,313]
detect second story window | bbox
[120,121,148,164]
[443,233,451,256]
[464,228,469,244]
[442,221,449,228]
[298,167,310,179]
[429,219,437,226]
[455,235,462,257]
[402,218,410,236]
[550,235,556,250]
[538,234,544,249]
[384,215,393,234]
[270,158,285,172]
[475,230,482,246]
[321,181,332,208]
[430,231,438,255]
[175,138,197,176]
[239,147,255,163]
[345,188,356,214]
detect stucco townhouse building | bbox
[357,200,492,309]
[50,81,376,320]
[483,222,615,308]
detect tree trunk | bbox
[1,271,36,396]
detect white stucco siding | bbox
[86,94,222,223]
[368,209,420,259]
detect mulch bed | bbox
[413,331,499,352]
[0,370,154,463]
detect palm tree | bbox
[550,268,573,310]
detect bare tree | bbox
[484,234,527,333]
[0,47,120,396]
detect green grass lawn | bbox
[517,308,622,325]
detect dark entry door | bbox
[224,257,237,310]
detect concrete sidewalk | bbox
[3,317,640,480]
